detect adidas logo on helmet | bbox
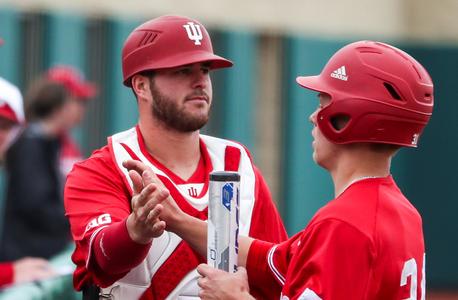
[330,66,348,81]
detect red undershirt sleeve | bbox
[91,219,152,276]
[0,262,14,287]
[246,239,282,299]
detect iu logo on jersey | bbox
[183,22,203,45]
[188,187,198,197]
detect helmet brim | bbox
[158,50,233,69]
[296,75,327,93]
[123,51,233,86]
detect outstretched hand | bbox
[123,160,184,243]
[197,264,254,300]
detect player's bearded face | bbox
[149,79,211,132]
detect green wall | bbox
[209,30,257,150]
[0,9,21,84]
[281,38,343,232]
[392,44,458,288]
[45,13,87,148]
[105,19,140,136]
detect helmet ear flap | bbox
[317,104,353,144]
[329,113,351,131]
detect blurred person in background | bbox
[0,65,97,262]
[0,74,56,287]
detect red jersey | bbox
[247,176,426,300]
[64,127,287,299]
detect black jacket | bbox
[0,124,70,261]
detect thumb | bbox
[197,264,214,278]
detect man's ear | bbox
[131,74,151,101]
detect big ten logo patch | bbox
[85,213,112,234]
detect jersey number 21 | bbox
[400,254,426,300]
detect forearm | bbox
[171,213,254,267]
[172,214,208,258]
[238,236,254,268]
[91,218,151,275]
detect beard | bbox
[150,81,210,132]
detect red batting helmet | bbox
[296,40,434,147]
[122,15,233,86]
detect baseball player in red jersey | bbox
[128,40,433,300]
[64,15,287,299]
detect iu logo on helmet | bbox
[183,22,203,45]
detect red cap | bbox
[46,65,97,100]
